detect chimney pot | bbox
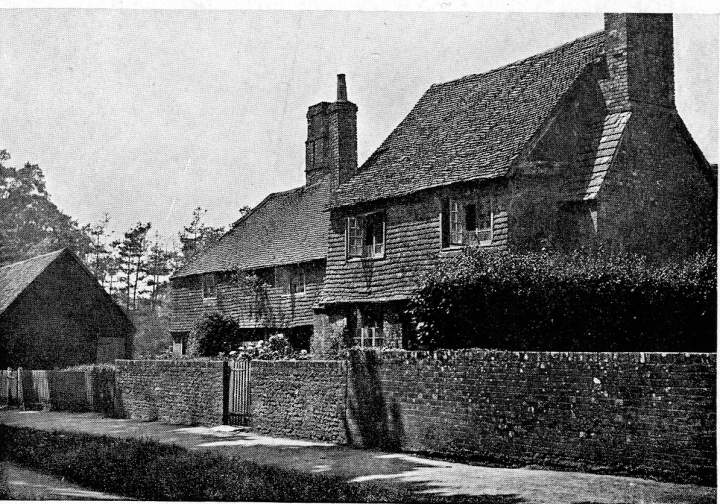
[337,74,347,101]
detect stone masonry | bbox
[115,359,227,426]
[251,360,347,443]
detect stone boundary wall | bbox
[250,360,347,443]
[345,350,716,484]
[115,360,227,426]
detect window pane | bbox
[202,274,216,298]
[373,216,384,244]
[348,217,364,257]
[465,203,477,231]
[478,200,492,230]
[441,198,450,248]
[290,268,305,294]
[449,200,463,244]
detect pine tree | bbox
[178,207,225,267]
[113,222,151,310]
[146,236,177,309]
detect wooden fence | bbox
[0,368,116,413]
[0,368,23,408]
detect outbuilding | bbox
[0,248,134,368]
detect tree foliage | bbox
[112,222,152,311]
[408,249,716,352]
[0,149,91,265]
[146,237,179,309]
[178,207,225,267]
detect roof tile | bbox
[173,177,332,278]
[0,249,66,315]
[330,31,606,208]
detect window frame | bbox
[346,211,386,261]
[352,306,385,348]
[441,195,494,250]
[288,266,306,296]
[201,273,217,299]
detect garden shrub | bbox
[0,425,492,502]
[408,249,716,351]
[0,465,8,500]
[192,312,242,357]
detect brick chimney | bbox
[305,74,358,187]
[603,13,675,112]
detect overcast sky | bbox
[1,10,717,243]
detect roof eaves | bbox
[170,191,281,280]
[328,172,510,212]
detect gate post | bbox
[222,361,230,425]
[16,367,24,410]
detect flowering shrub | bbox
[224,334,311,361]
[408,249,716,351]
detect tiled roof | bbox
[564,111,632,201]
[173,177,332,278]
[331,31,606,208]
[0,249,66,315]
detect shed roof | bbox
[330,31,606,208]
[172,177,332,278]
[0,249,66,315]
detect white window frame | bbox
[346,211,386,260]
[442,196,494,249]
[352,307,385,348]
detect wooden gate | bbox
[227,360,251,426]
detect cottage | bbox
[313,13,716,351]
[0,249,134,368]
[169,75,357,352]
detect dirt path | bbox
[2,462,130,500]
[0,410,715,504]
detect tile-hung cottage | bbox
[169,76,357,353]
[314,13,716,351]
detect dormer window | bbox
[347,212,385,259]
[202,273,217,298]
[441,196,493,248]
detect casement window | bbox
[202,273,217,298]
[346,212,385,259]
[352,307,385,348]
[441,196,493,248]
[289,266,305,295]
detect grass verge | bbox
[0,424,518,502]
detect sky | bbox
[0,9,717,244]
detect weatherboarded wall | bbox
[170,262,324,333]
[344,350,715,484]
[115,360,227,426]
[250,360,347,443]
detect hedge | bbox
[0,425,506,503]
[407,249,716,351]
[0,464,8,500]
